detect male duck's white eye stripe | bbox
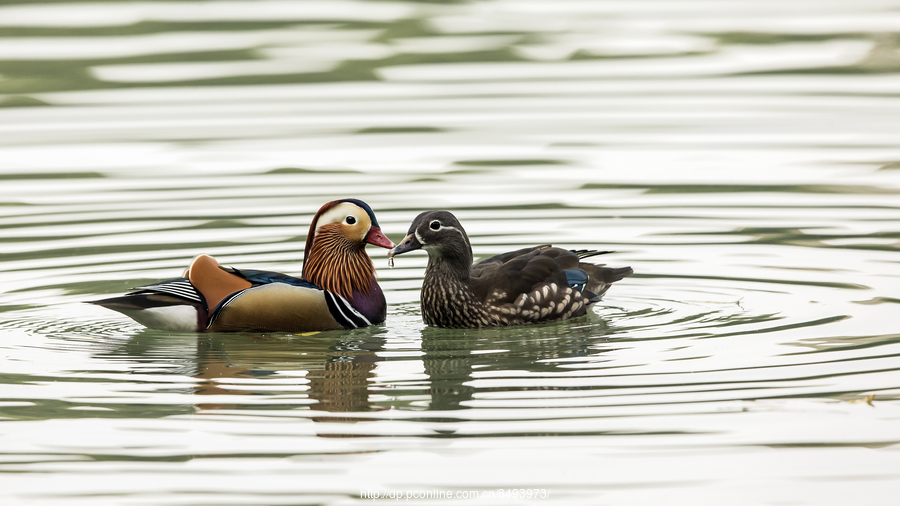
[314,202,368,237]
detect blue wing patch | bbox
[564,268,589,293]
[219,266,320,289]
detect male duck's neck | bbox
[304,243,375,301]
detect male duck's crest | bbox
[91,198,394,333]
[389,210,632,328]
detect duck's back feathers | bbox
[471,245,625,304]
[219,266,317,288]
[466,245,629,325]
[471,246,568,306]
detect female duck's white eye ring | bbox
[429,220,441,231]
[345,215,357,225]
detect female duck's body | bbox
[389,211,632,328]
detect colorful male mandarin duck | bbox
[388,211,632,328]
[92,199,395,333]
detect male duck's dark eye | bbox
[429,220,441,230]
[345,216,357,225]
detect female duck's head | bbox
[388,210,473,271]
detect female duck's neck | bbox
[422,257,493,328]
[427,254,471,283]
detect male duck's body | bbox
[92,199,394,333]
[389,211,632,328]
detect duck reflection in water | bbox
[86,328,388,417]
[86,318,617,419]
[420,319,614,411]
[190,331,387,419]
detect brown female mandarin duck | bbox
[91,199,394,333]
[388,211,632,328]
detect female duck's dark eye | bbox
[345,216,356,225]
[429,220,441,230]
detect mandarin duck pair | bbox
[93,200,632,331]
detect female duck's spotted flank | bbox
[91,199,394,333]
[388,210,632,328]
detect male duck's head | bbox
[303,199,394,298]
[306,198,394,253]
[389,210,473,267]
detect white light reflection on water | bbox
[378,40,875,80]
[0,1,415,27]
[1,0,900,505]
[0,28,383,60]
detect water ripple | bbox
[2,0,900,504]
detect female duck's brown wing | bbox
[469,246,631,323]
[472,246,609,275]
[471,245,550,271]
[469,246,571,306]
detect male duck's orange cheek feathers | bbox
[303,227,378,300]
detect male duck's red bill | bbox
[90,199,395,333]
